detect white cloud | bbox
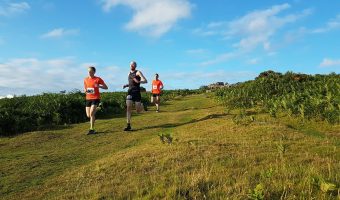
[0,57,130,94]
[312,14,340,33]
[0,57,258,93]
[0,94,13,99]
[182,49,210,65]
[319,58,340,67]
[0,2,30,17]
[81,62,97,68]
[41,28,79,39]
[281,14,340,44]
[193,21,229,36]
[194,4,312,66]
[101,0,192,37]
[284,27,307,43]
[228,4,312,51]
[247,58,260,65]
[199,52,236,66]
[0,57,78,90]
[195,4,311,52]
[267,52,277,56]
[193,28,219,37]
[277,13,340,50]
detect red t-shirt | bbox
[84,76,105,100]
[152,80,163,94]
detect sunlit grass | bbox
[0,94,339,199]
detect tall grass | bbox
[215,71,340,124]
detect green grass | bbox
[0,94,339,199]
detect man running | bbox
[84,66,108,134]
[151,73,164,112]
[123,61,147,131]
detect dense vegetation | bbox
[2,70,339,136]
[215,71,340,124]
[0,89,200,136]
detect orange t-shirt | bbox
[84,76,105,100]
[152,80,163,94]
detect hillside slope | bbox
[0,94,339,199]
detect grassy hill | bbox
[0,94,339,199]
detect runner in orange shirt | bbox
[151,73,164,112]
[84,66,108,134]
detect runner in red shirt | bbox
[151,73,164,112]
[84,66,108,134]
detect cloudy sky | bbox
[0,0,339,94]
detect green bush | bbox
[215,71,340,124]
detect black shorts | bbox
[127,91,141,102]
[86,99,100,107]
[152,94,160,97]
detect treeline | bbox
[215,71,340,124]
[0,89,200,136]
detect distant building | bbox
[208,82,228,89]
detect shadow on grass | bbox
[159,105,219,113]
[1,112,126,138]
[94,130,117,134]
[136,113,231,131]
[0,124,75,138]
[97,112,126,120]
[286,124,326,138]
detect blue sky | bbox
[0,0,339,95]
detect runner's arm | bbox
[84,80,87,93]
[137,71,147,84]
[99,82,108,90]
[160,81,164,90]
[99,78,108,90]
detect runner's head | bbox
[155,73,159,80]
[130,61,137,71]
[88,66,96,77]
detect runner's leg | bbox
[96,102,103,111]
[124,98,133,131]
[135,101,143,113]
[86,106,91,118]
[126,99,133,124]
[156,95,160,111]
[90,104,97,130]
[151,95,155,103]
[135,92,143,113]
